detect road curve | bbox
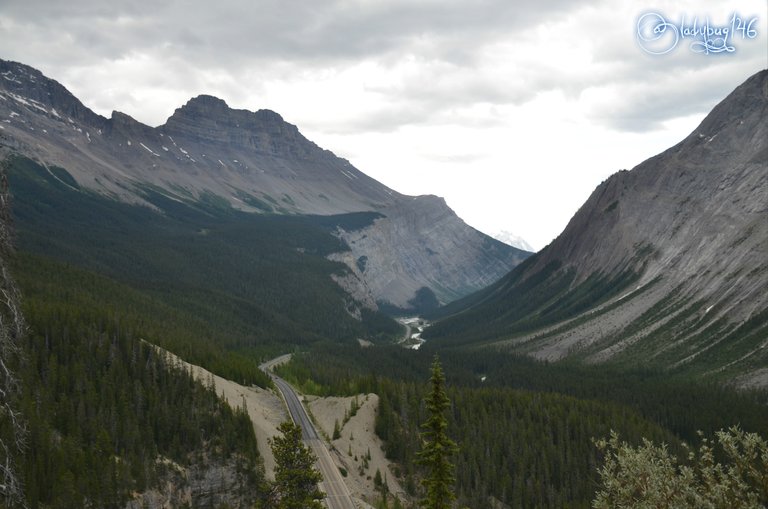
[261,357,357,509]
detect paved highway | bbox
[261,357,357,509]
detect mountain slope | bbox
[5,154,403,352]
[0,162,265,508]
[0,58,528,308]
[426,69,768,383]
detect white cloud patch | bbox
[0,0,766,248]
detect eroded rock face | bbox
[0,58,530,307]
[529,70,767,327]
[124,457,260,509]
[430,70,768,380]
[335,195,529,308]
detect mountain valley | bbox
[0,59,529,311]
[0,57,766,509]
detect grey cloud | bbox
[584,9,767,131]
[2,0,761,135]
[1,0,591,66]
[304,103,433,135]
[588,56,766,132]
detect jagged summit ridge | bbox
[160,94,322,160]
[0,57,529,308]
[0,57,395,213]
[0,59,105,128]
[169,94,286,124]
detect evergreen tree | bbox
[0,160,25,507]
[270,421,324,509]
[417,356,458,509]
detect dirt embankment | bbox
[307,394,407,506]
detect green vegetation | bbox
[594,427,768,508]
[270,421,324,509]
[234,189,275,212]
[416,357,458,509]
[0,159,25,507]
[2,155,269,506]
[596,293,768,379]
[378,286,441,316]
[2,153,401,506]
[408,287,440,314]
[424,241,653,347]
[276,344,768,508]
[13,251,273,388]
[17,264,264,508]
[6,150,768,508]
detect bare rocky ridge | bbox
[0,58,529,308]
[431,70,767,382]
[334,195,529,306]
[521,70,768,367]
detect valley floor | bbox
[155,344,406,507]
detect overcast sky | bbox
[2,0,766,249]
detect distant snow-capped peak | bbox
[492,230,534,252]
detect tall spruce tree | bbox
[269,421,324,509]
[417,356,458,509]
[0,160,26,507]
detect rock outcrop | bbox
[125,457,259,509]
[335,195,528,307]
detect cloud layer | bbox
[1,0,766,248]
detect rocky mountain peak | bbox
[106,110,155,139]
[0,58,105,128]
[693,69,767,139]
[0,58,528,310]
[492,230,534,252]
[184,93,229,110]
[168,94,235,124]
[168,94,287,126]
[533,68,767,282]
[160,94,309,157]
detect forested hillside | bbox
[20,301,263,508]
[5,154,400,382]
[276,343,768,508]
[0,162,265,508]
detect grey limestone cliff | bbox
[333,195,528,307]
